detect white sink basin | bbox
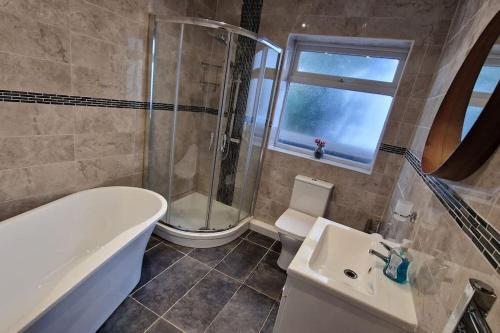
[285,217,417,332]
[309,223,377,296]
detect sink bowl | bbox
[280,217,417,333]
[309,224,377,296]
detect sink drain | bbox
[344,269,358,279]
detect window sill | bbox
[267,144,372,175]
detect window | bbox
[269,37,410,173]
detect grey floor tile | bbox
[132,256,210,315]
[215,240,268,281]
[162,239,193,254]
[188,238,241,267]
[146,236,161,251]
[145,319,182,333]
[239,229,251,238]
[270,241,281,253]
[164,270,240,333]
[260,303,279,333]
[206,285,274,333]
[245,251,286,300]
[245,231,275,248]
[97,298,158,333]
[136,243,184,289]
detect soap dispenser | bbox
[370,243,410,284]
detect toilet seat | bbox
[275,209,316,241]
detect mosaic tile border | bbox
[405,149,500,274]
[0,90,218,114]
[380,143,407,155]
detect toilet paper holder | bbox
[392,199,417,223]
[392,211,418,223]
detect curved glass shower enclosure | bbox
[145,16,282,235]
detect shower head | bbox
[208,31,228,45]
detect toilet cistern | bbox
[274,175,333,270]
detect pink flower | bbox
[315,138,326,148]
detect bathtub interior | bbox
[0,187,166,333]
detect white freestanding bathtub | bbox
[0,187,168,333]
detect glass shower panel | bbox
[209,34,261,230]
[168,24,229,231]
[239,46,280,220]
[147,21,181,211]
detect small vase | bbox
[314,147,324,159]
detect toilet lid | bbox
[275,209,317,241]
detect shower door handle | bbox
[220,134,227,153]
[209,132,214,151]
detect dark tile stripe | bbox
[379,143,407,155]
[0,89,218,113]
[404,149,500,273]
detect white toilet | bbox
[275,175,333,270]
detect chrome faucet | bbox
[369,249,389,263]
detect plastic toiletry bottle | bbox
[371,242,411,284]
[384,251,410,284]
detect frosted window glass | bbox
[298,51,399,82]
[277,83,392,164]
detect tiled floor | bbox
[98,230,286,333]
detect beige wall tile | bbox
[254,195,288,223]
[0,161,75,202]
[148,0,186,16]
[487,197,500,231]
[101,172,143,187]
[0,53,71,93]
[71,65,126,99]
[0,135,74,170]
[0,10,70,63]
[370,0,457,20]
[75,132,134,159]
[410,73,434,98]
[0,0,70,27]
[420,44,444,74]
[326,203,371,230]
[75,106,135,134]
[0,103,74,136]
[75,154,138,188]
[84,0,142,22]
[69,0,129,45]
[214,0,242,25]
[258,179,292,207]
[71,33,126,72]
[388,96,409,122]
[0,191,70,221]
[403,97,426,125]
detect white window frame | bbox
[269,36,410,174]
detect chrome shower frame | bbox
[144,15,282,233]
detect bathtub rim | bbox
[3,186,167,333]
